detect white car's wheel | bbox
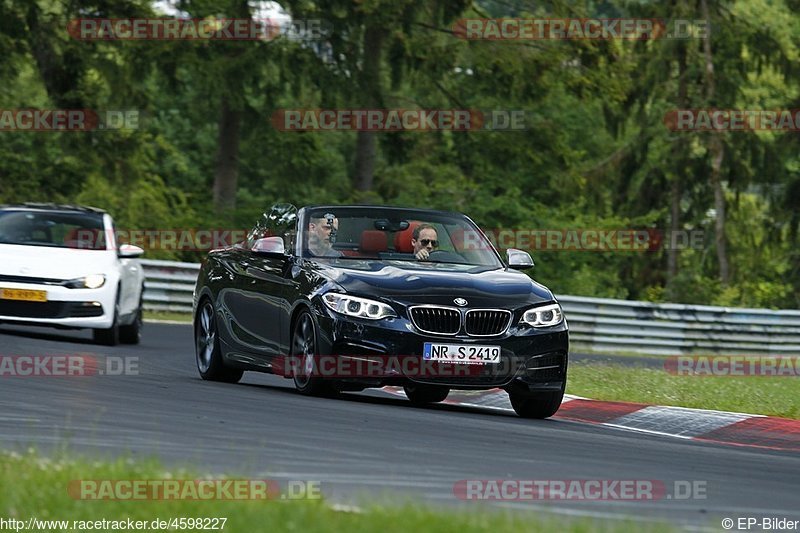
[119,290,143,345]
[93,291,120,346]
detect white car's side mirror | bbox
[118,244,144,258]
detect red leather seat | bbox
[360,230,388,255]
[393,221,421,253]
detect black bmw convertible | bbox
[193,204,568,418]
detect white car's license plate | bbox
[423,343,501,364]
[0,288,48,302]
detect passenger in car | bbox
[308,213,342,257]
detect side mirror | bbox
[118,244,144,258]
[252,236,286,256]
[507,248,533,270]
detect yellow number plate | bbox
[0,288,48,302]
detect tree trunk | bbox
[709,135,729,283]
[25,5,81,108]
[354,134,377,192]
[667,43,688,292]
[667,177,681,278]
[213,96,242,213]
[701,0,730,285]
[354,26,384,192]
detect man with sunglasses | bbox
[412,224,439,261]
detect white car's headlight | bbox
[66,274,106,289]
[520,303,563,327]
[323,293,396,320]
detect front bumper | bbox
[0,281,115,329]
[312,303,568,392]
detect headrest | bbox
[393,221,421,253]
[360,230,388,254]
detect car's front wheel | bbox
[93,292,120,346]
[291,310,336,397]
[509,386,564,419]
[403,383,450,405]
[119,290,143,345]
[195,299,243,383]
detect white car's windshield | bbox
[0,209,106,249]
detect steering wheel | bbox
[426,250,464,263]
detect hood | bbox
[0,244,117,280]
[310,260,553,307]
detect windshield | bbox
[299,207,503,268]
[0,209,106,249]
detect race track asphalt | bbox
[0,322,798,530]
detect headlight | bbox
[520,303,563,327]
[323,293,396,320]
[66,274,106,289]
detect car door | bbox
[108,219,139,315]
[222,204,299,365]
[221,246,293,363]
[117,255,142,314]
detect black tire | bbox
[509,386,564,419]
[119,291,143,345]
[403,383,450,405]
[195,299,243,383]
[93,292,120,346]
[291,310,336,396]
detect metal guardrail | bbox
[559,295,800,355]
[141,259,800,356]
[141,259,198,314]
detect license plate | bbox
[0,288,48,302]
[423,343,501,364]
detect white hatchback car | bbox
[0,204,145,345]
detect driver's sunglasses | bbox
[419,239,439,247]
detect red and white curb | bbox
[381,387,800,452]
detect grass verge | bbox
[0,450,676,533]
[567,361,800,419]
[144,310,192,323]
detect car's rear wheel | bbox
[119,290,143,345]
[291,310,336,396]
[93,292,120,346]
[195,299,243,383]
[509,385,564,419]
[403,384,450,405]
